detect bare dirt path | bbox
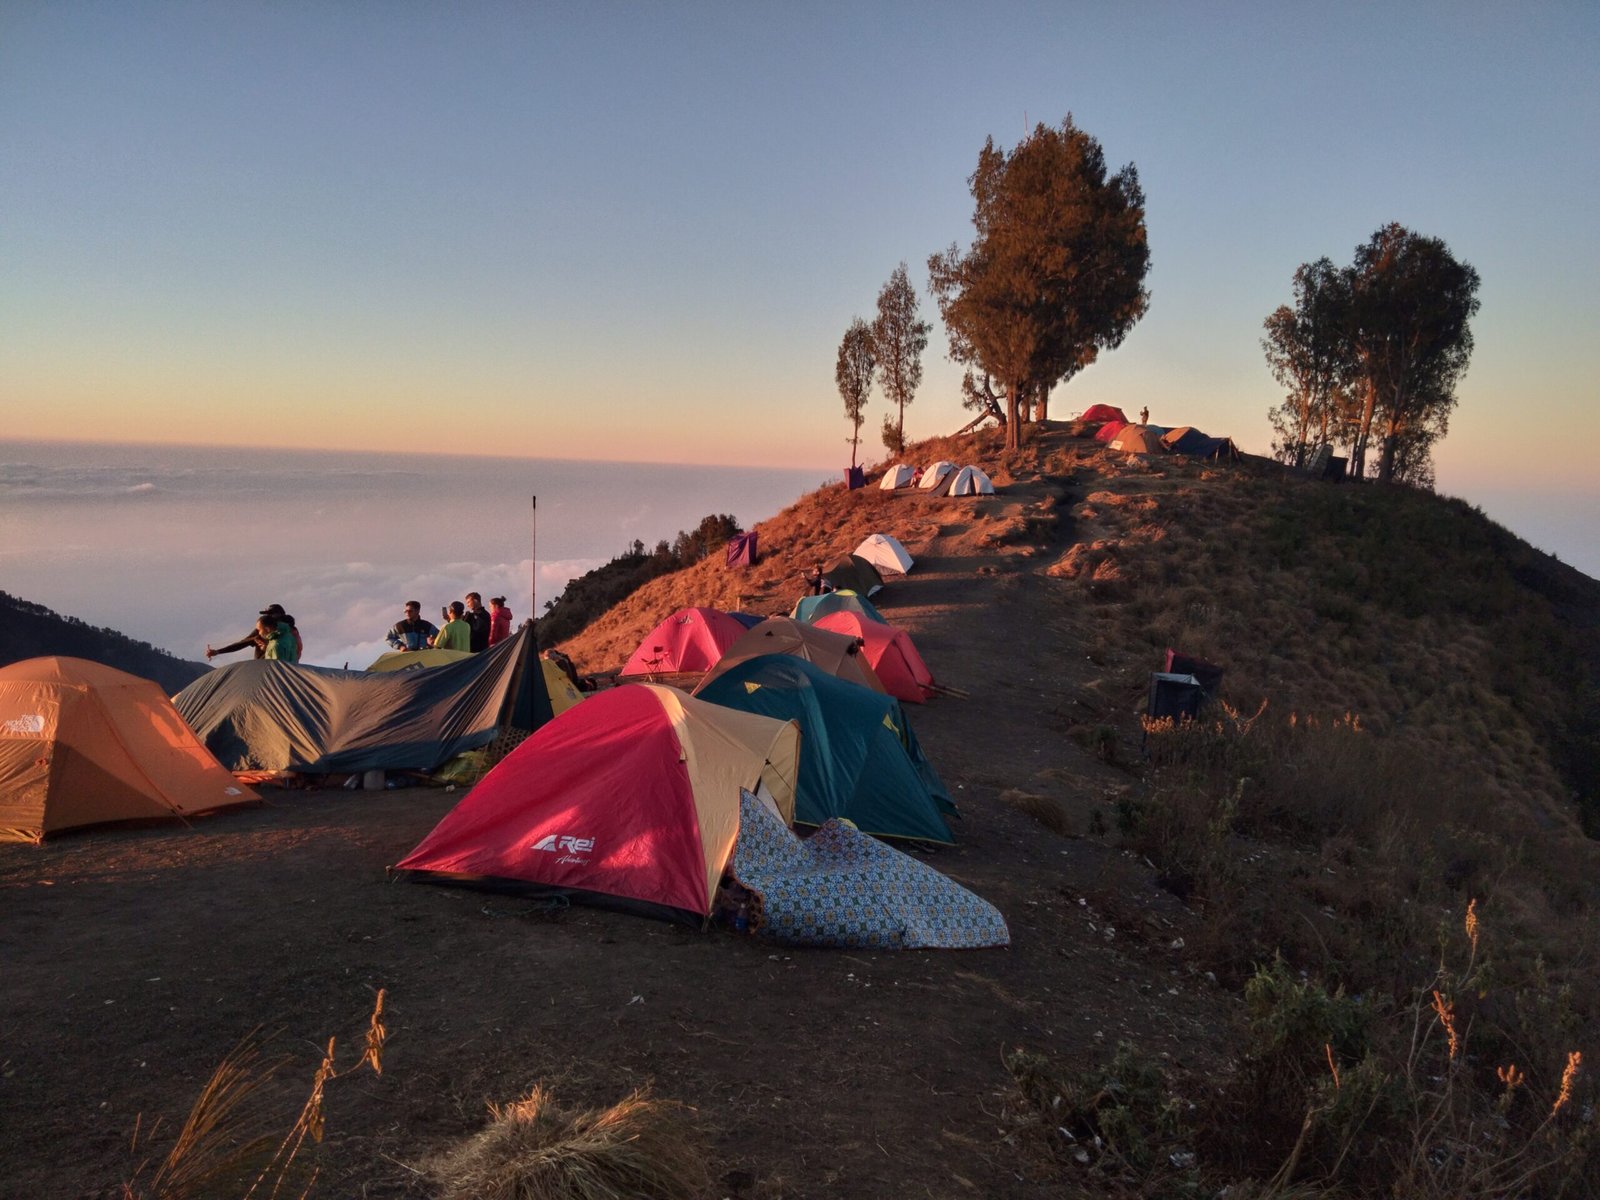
[0,430,1237,1199]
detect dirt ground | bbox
[0,429,1242,1199]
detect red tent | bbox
[621,607,746,677]
[1092,419,1128,443]
[1080,404,1128,425]
[813,611,935,704]
[394,684,800,918]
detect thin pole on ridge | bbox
[537,492,544,643]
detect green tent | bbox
[695,654,954,843]
[791,591,887,625]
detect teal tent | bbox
[695,654,954,843]
[792,591,887,625]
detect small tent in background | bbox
[948,466,995,496]
[812,610,936,704]
[879,465,915,490]
[919,461,956,491]
[726,612,766,630]
[175,625,551,774]
[696,655,955,843]
[1147,672,1205,724]
[1109,426,1166,454]
[853,533,914,575]
[696,617,886,696]
[395,684,801,920]
[1165,650,1224,698]
[1161,427,1241,462]
[792,591,888,626]
[725,532,759,568]
[1079,404,1127,425]
[2,657,257,842]
[620,607,746,678]
[821,554,885,597]
[1093,419,1128,443]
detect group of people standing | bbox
[386,593,512,655]
[204,592,516,668]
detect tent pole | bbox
[537,492,544,652]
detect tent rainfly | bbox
[1,657,257,842]
[878,465,915,490]
[852,533,914,575]
[695,616,886,696]
[792,591,888,626]
[620,607,747,678]
[948,465,995,496]
[821,554,885,597]
[919,461,955,490]
[1079,404,1128,425]
[1108,425,1166,454]
[395,684,801,920]
[812,610,936,704]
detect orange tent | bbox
[0,657,257,842]
[812,612,936,704]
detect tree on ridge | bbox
[928,116,1150,452]
[835,318,876,470]
[1262,257,1354,468]
[870,262,930,454]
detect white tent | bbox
[878,465,915,490]
[853,533,914,575]
[918,461,955,489]
[949,465,995,496]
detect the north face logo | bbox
[2,714,46,736]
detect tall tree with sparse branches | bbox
[1262,257,1353,467]
[870,263,930,453]
[835,318,875,469]
[929,117,1150,452]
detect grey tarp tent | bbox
[173,625,551,773]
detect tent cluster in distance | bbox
[879,459,994,496]
[1077,405,1241,462]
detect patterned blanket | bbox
[732,791,1009,950]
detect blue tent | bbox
[696,654,953,843]
[792,591,887,626]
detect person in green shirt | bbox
[260,615,299,662]
[431,602,472,652]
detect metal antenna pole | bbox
[530,494,537,624]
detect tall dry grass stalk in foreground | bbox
[121,988,387,1200]
[428,1083,711,1200]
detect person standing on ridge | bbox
[462,592,491,653]
[1139,405,1150,426]
[386,601,438,652]
[432,602,472,651]
[487,596,513,647]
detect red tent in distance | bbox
[621,607,747,677]
[1079,404,1128,425]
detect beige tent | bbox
[878,464,915,490]
[1109,425,1166,454]
[694,617,886,697]
[0,657,257,842]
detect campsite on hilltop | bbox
[3,420,1598,1199]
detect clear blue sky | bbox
[3,3,1596,560]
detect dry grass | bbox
[427,1084,711,1200]
[999,788,1075,836]
[120,989,387,1200]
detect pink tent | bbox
[621,607,747,677]
[1092,419,1128,443]
[813,611,936,704]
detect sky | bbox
[3,3,1597,566]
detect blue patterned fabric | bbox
[731,791,1008,950]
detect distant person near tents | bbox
[803,560,827,596]
[432,602,472,651]
[462,593,491,652]
[1139,406,1149,425]
[487,596,513,646]
[207,603,300,663]
[387,601,439,652]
